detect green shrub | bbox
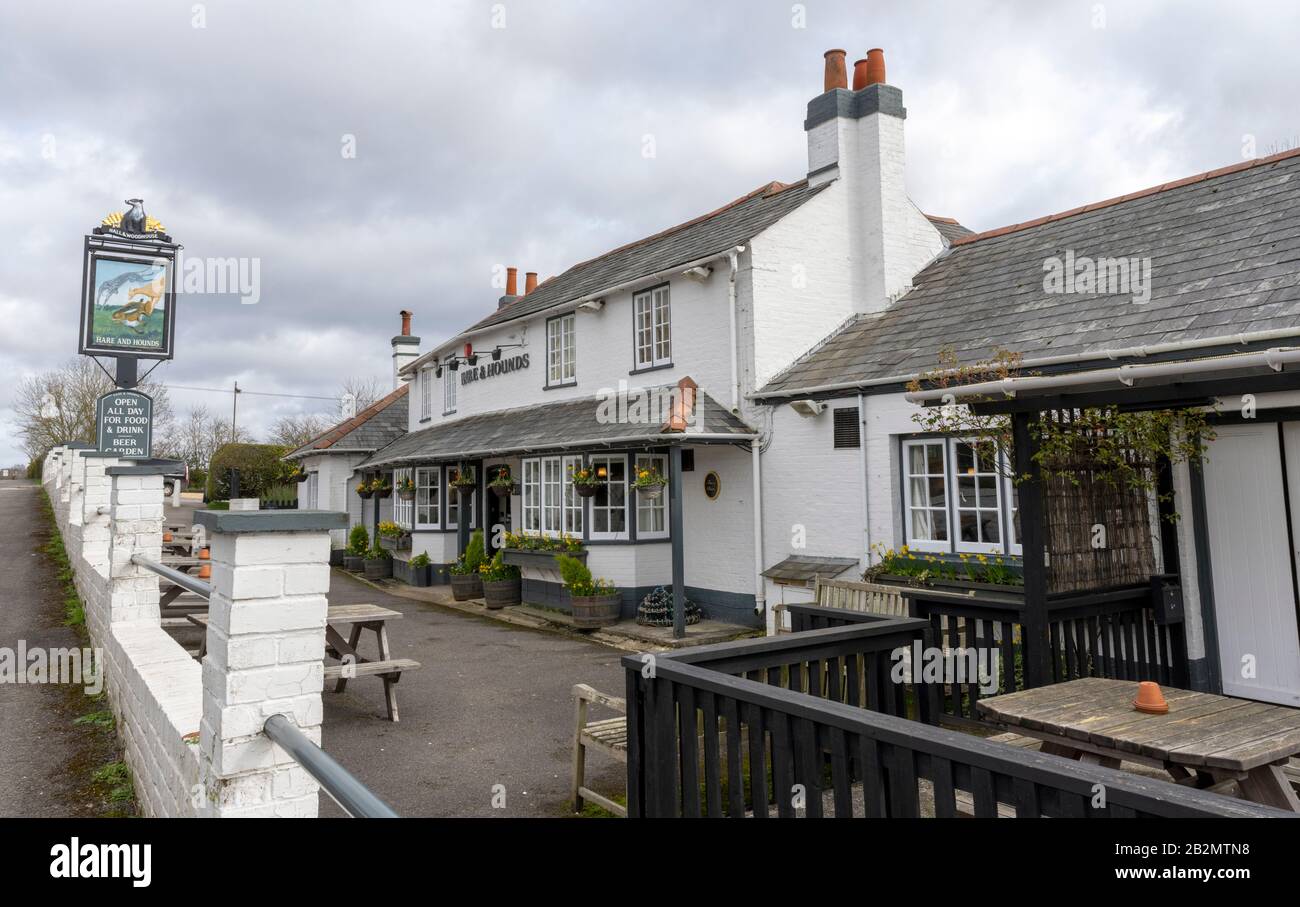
[556,554,616,597]
[348,525,369,556]
[449,529,486,576]
[365,545,390,561]
[206,443,293,500]
[410,552,431,568]
[479,550,519,582]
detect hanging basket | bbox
[374,487,392,499]
[295,472,310,483]
[397,488,415,501]
[574,482,604,499]
[634,483,665,501]
[356,489,373,500]
[490,482,516,498]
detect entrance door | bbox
[1201,422,1300,705]
[485,485,510,557]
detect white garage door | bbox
[1201,422,1300,706]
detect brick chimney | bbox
[391,310,420,388]
[804,47,944,312]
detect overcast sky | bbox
[2,0,1298,465]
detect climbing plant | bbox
[905,347,1215,499]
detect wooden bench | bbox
[774,577,907,633]
[572,684,628,817]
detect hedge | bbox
[205,443,293,501]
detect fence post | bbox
[194,508,347,817]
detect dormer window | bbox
[634,284,671,370]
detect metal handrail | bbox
[263,715,399,818]
[133,555,397,817]
[131,554,212,599]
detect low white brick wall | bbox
[41,447,346,817]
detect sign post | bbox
[80,199,180,459]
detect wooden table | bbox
[977,677,1300,811]
[187,603,420,722]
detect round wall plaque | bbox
[703,471,721,500]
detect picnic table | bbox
[186,603,419,722]
[977,677,1300,811]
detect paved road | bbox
[167,500,627,817]
[0,480,103,817]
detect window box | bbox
[379,534,412,552]
[500,548,587,571]
[873,574,1025,597]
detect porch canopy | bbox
[358,381,757,639]
[907,347,1300,693]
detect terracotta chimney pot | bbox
[823,49,848,92]
[505,267,518,296]
[852,58,871,91]
[399,309,413,336]
[524,271,538,295]
[864,48,886,86]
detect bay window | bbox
[588,454,628,540]
[521,454,584,536]
[634,453,669,538]
[415,466,440,528]
[446,465,475,529]
[901,437,1018,555]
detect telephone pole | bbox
[231,381,241,439]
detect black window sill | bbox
[629,362,674,375]
[419,417,431,424]
[442,410,456,416]
[543,381,577,392]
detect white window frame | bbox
[420,368,432,420]
[414,466,440,529]
[393,467,413,529]
[588,454,629,540]
[522,459,541,532]
[902,437,1019,556]
[634,285,671,369]
[306,472,319,510]
[902,439,950,553]
[547,313,576,387]
[446,465,475,530]
[443,369,457,415]
[950,438,1004,555]
[634,453,669,539]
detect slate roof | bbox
[759,147,1300,396]
[285,384,409,460]
[358,384,755,468]
[406,179,830,369]
[926,215,973,244]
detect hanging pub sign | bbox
[79,200,179,361]
[96,389,154,458]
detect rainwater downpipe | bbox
[752,438,766,625]
[858,392,870,572]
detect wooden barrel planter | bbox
[571,592,621,629]
[343,554,366,572]
[451,574,484,601]
[363,557,392,580]
[483,577,521,610]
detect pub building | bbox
[319,47,973,632]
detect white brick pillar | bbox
[80,455,120,585]
[67,449,89,529]
[59,447,74,505]
[106,466,165,626]
[194,509,346,818]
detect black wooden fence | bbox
[624,607,1283,819]
[898,582,1188,728]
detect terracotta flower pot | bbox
[1133,681,1169,715]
